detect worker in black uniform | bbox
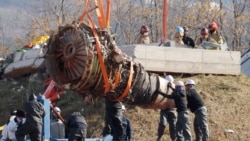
[66,112,87,141]
[16,94,46,141]
[159,81,192,141]
[102,97,123,141]
[182,26,195,48]
[120,104,132,141]
[185,80,209,141]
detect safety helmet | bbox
[183,26,189,32]
[208,22,218,31]
[175,81,184,86]
[121,104,126,111]
[11,110,17,116]
[54,107,61,112]
[165,75,174,83]
[175,26,184,33]
[201,28,209,35]
[140,25,149,34]
[185,79,196,85]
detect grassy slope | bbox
[0,74,249,141]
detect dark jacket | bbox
[15,94,45,141]
[105,98,123,111]
[102,98,123,141]
[121,115,132,141]
[186,88,204,113]
[66,112,87,140]
[67,112,87,130]
[183,34,195,48]
[161,87,188,112]
[24,94,45,125]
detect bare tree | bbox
[0,15,4,50]
[0,13,10,56]
[229,0,249,51]
[3,0,250,51]
[14,0,86,43]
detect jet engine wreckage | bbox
[43,1,174,109]
[44,21,174,110]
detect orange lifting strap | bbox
[78,0,91,23]
[87,14,110,93]
[94,0,107,29]
[78,0,110,28]
[113,62,133,101]
[112,71,120,90]
[80,0,130,100]
[78,0,112,93]
[106,0,111,27]
[87,15,122,95]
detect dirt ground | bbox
[1,74,249,141]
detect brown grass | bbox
[1,74,250,141]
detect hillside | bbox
[0,74,250,141]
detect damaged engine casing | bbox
[44,22,175,109]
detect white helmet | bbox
[121,105,126,111]
[165,75,174,83]
[54,107,61,112]
[185,79,195,85]
[175,81,184,86]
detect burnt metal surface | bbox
[44,22,174,109]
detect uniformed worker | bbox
[174,26,185,45]
[137,25,150,44]
[120,105,132,141]
[51,106,65,139]
[157,75,177,141]
[16,94,46,141]
[208,22,223,44]
[195,27,220,50]
[66,112,87,141]
[102,98,124,141]
[159,81,192,141]
[182,26,195,48]
[185,80,209,141]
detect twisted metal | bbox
[44,22,174,109]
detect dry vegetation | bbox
[0,74,250,141]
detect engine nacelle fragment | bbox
[44,22,174,109]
